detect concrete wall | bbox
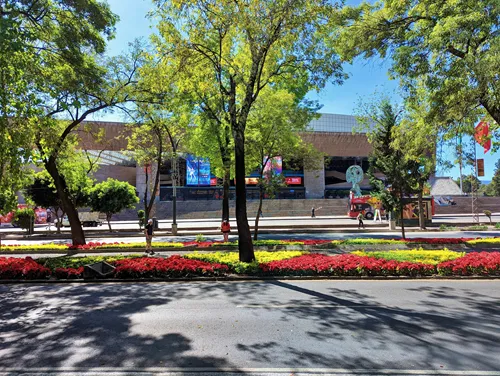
[94,165,136,185]
[434,196,500,215]
[304,159,325,199]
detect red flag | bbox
[474,121,491,153]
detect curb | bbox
[1,275,500,284]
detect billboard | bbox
[198,158,211,186]
[186,155,199,185]
[186,155,211,186]
[263,156,282,177]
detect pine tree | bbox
[490,160,500,197]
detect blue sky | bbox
[97,0,499,181]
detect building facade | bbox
[79,113,373,201]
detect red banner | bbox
[285,177,302,185]
[210,178,218,186]
[474,121,491,153]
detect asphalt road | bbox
[1,280,499,375]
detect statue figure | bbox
[346,165,363,197]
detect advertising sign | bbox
[285,177,302,185]
[245,178,259,185]
[477,159,485,177]
[263,156,282,177]
[198,158,211,186]
[210,178,218,186]
[186,155,199,185]
[186,155,211,186]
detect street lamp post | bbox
[171,154,178,235]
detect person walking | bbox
[221,219,231,242]
[374,204,382,223]
[357,211,365,229]
[144,218,155,255]
[46,208,52,230]
[311,206,322,218]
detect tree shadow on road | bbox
[0,283,246,372]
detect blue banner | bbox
[186,155,211,186]
[198,158,211,186]
[186,155,199,185]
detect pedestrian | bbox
[221,218,231,242]
[144,218,155,255]
[46,208,52,230]
[374,205,382,222]
[357,211,365,229]
[311,206,322,218]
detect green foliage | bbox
[352,249,465,265]
[333,0,500,132]
[465,225,489,231]
[440,224,458,231]
[90,179,139,228]
[37,255,143,271]
[490,160,500,196]
[24,174,61,210]
[0,190,17,215]
[495,223,500,229]
[455,175,481,193]
[137,210,146,230]
[195,234,207,243]
[13,208,35,233]
[484,210,492,224]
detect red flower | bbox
[0,257,51,280]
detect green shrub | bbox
[37,255,143,270]
[13,208,35,233]
[483,210,492,224]
[195,234,206,242]
[137,210,145,229]
[465,225,489,231]
[495,223,500,229]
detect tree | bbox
[364,100,416,239]
[1,1,144,246]
[490,160,500,196]
[392,92,437,229]
[90,179,139,231]
[333,0,500,128]
[126,103,189,222]
[24,173,64,231]
[245,88,321,239]
[456,174,482,193]
[150,0,344,262]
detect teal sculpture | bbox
[346,165,363,197]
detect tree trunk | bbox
[254,184,264,241]
[222,164,230,221]
[107,213,112,232]
[45,158,86,245]
[400,199,406,239]
[144,165,149,219]
[233,127,255,262]
[480,99,500,126]
[417,187,426,230]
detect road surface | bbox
[1,280,499,375]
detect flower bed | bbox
[352,249,465,264]
[4,237,500,253]
[260,254,436,277]
[437,252,500,276]
[185,251,307,273]
[113,255,228,278]
[0,251,499,280]
[0,257,51,280]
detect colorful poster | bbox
[186,155,211,186]
[198,158,211,186]
[263,156,282,177]
[186,155,199,185]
